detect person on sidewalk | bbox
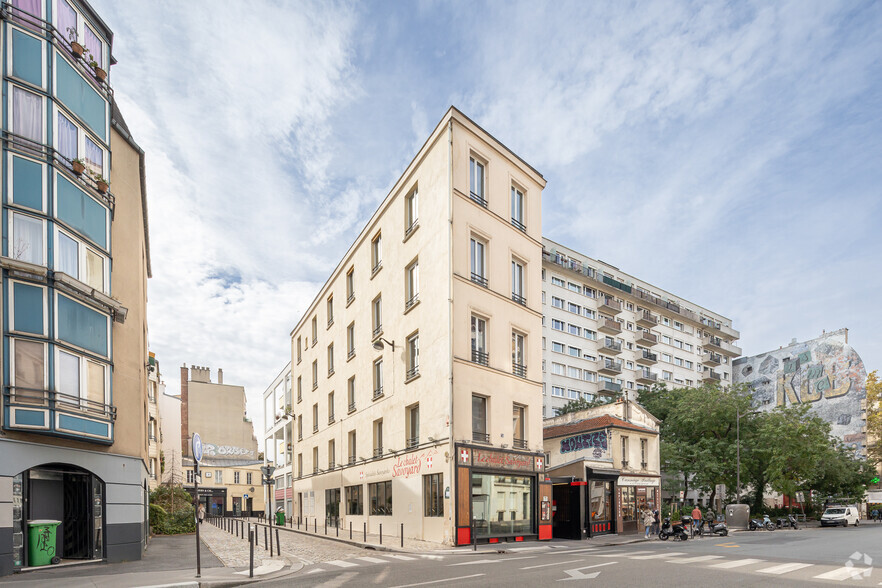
[691,505,702,537]
[643,508,655,539]
[198,503,206,525]
[652,509,660,537]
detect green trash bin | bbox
[27,520,61,567]
[275,511,285,526]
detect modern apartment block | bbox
[262,362,293,516]
[147,352,163,490]
[278,107,551,546]
[542,239,740,416]
[0,0,152,574]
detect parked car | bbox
[820,505,860,527]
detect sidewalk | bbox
[3,531,300,587]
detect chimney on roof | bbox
[218,368,223,385]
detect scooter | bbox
[776,514,799,529]
[696,518,729,537]
[749,515,776,531]
[659,517,689,541]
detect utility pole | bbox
[736,410,760,504]
[192,434,204,578]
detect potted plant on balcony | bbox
[71,158,86,176]
[66,27,84,59]
[91,172,109,194]
[83,48,107,82]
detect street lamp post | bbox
[736,410,761,504]
[261,464,276,530]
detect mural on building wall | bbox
[733,329,867,456]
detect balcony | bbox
[470,272,488,288]
[702,371,722,383]
[373,447,384,458]
[599,338,622,355]
[349,455,357,465]
[373,387,384,400]
[511,217,526,232]
[635,330,658,346]
[472,431,490,444]
[407,437,419,449]
[599,297,622,315]
[704,336,742,357]
[701,318,740,340]
[348,401,356,414]
[512,363,527,378]
[598,317,621,335]
[598,380,622,394]
[470,191,488,208]
[328,413,335,425]
[636,370,658,385]
[511,292,527,306]
[636,310,658,328]
[406,366,419,380]
[513,438,528,450]
[636,350,658,366]
[471,349,489,367]
[598,359,623,375]
[703,352,722,366]
[3,387,116,444]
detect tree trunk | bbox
[708,486,717,513]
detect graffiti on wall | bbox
[560,430,610,459]
[733,330,867,455]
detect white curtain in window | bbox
[57,113,78,161]
[56,232,79,277]
[57,350,81,403]
[85,249,104,292]
[85,136,103,175]
[13,87,42,144]
[57,0,77,44]
[12,213,43,264]
[84,26,102,67]
[14,339,44,402]
[12,0,41,17]
[86,360,105,406]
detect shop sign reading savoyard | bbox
[359,447,440,480]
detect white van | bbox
[820,505,860,527]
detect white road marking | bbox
[757,562,814,575]
[325,559,359,568]
[356,556,389,564]
[814,567,866,580]
[509,546,552,552]
[710,558,765,569]
[561,548,600,554]
[418,554,444,560]
[596,550,653,558]
[669,555,724,564]
[316,571,357,587]
[521,559,585,570]
[558,561,618,582]
[450,558,502,566]
[388,573,484,588]
[306,568,325,574]
[629,552,685,560]
[385,554,416,561]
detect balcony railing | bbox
[349,455,357,465]
[328,413,335,425]
[313,424,319,433]
[635,330,658,346]
[3,386,116,443]
[513,438,528,450]
[472,431,490,444]
[512,363,527,378]
[372,261,382,275]
[600,339,622,354]
[705,336,741,357]
[598,317,621,334]
[636,370,658,384]
[327,317,334,328]
[599,297,622,314]
[373,387,384,400]
[328,460,335,470]
[703,371,722,382]
[703,352,722,366]
[373,447,384,458]
[511,217,526,232]
[470,191,488,207]
[470,272,488,288]
[407,436,419,449]
[636,310,658,328]
[471,349,489,366]
[327,367,335,377]
[511,292,527,306]
[347,293,355,305]
[348,401,356,413]
[372,324,383,338]
[599,359,622,375]
[636,350,658,365]
[405,293,419,310]
[347,348,355,360]
[406,366,419,380]
[599,380,622,393]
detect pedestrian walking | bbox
[643,508,654,539]
[691,505,702,537]
[871,508,879,523]
[652,509,660,536]
[197,503,205,525]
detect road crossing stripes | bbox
[668,555,724,564]
[709,558,765,569]
[356,556,390,564]
[756,562,814,575]
[813,567,866,581]
[628,552,685,559]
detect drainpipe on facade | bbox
[447,117,455,544]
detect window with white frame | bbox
[373,358,383,398]
[405,186,418,232]
[567,302,580,314]
[406,259,419,308]
[327,295,334,326]
[568,324,581,336]
[511,185,524,230]
[469,156,486,205]
[347,376,356,411]
[55,348,107,408]
[567,366,582,379]
[372,295,382,336]
[406,332,419,379]
[470,236,486,284]
[551,319,565,331]
[347,322,355,358]
[470,315,487,360]
[551,296,564,309]
[551,362,565,375]
[10,338,46,400]
[551,386,565,397]
[55,227,107,293]
[551,276,564,287]
[511,259,525,303]
[327,343,334,375]
[512,331,525,376]
[12,85,44,146]
[551,341,565,353]
[10,211,44,265]
[371,232,382,273]
[568,346,581,357]
[346,267,355,302]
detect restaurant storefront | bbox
[454,444,551,545]
[617,475,660,535]
[185,486,227,515]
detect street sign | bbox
[244,494,248,498]
[192,433,203,463]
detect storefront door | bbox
[471,473,535,538]
[232,497,242,516]
[587,480,614,535]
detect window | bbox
[297,337,302,363]
[11,212,44,266]
[424,474,443,517]
[215,470,223,484]
[327,296,334,327]
[297,376,302,403]
[470,237,487,286]
[373,358,383,399]
[469,156,486,206]
[472,395,488,442]
[187,470,194,484]
[346,377,356,413]
[328,439,336,469]
[662,335,672,345]
[407,403,420,448]
[568,389,580,399]
[552,341,565,353]
[551,319,565,331]
[372,295,382,337]
[247,472,252,485]
[328,391,335,423]
[512,331,526,377]
[510,186,525,230]
[12,86,43,145]
[373,419,383,457]
[551,386,565,397]
[512,404,525,446]
[371,233,382,273]
[56,112,77,163]
[348,430,357,464]
[369,480,392,515]
[663,371,673,381]
[511,259,525,304]
[11,339,45,403]
[311,316,317,344]
[312,403,319,433]
[234,471,240,484]
[343,324,355,361]
[406,332,419,379]
[84,135,103,177]
[56,349,106,409]
[346,484,363,515]
[327,343,334,375]
[346,267,355,302]
[567,366,582,379]
[406,259,419,309]
[583,308,596,319]
[567,302,580,314]
[313,446,319,473]
[640,439,647,468]
[83,24,103,68]
[621,437,628,465]
[568,324,581,336]
[312,360,318,389]
[297,415,303,440]
[567,282,581,294]
[551,276,565,287]
[568,346,581,357]
[551,296,564,309]
[471,315,488,365]
[551,362,565,375]
[405,186,418,232]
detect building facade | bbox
[146,352,162,490]
[276,108,550,546]
[158,387,182,487]
[182,459,264,518]
[734,328,868,457]
[543,401,660,539]
[542,239,741,416]
[262,363,293,516]
[0,0,151,574]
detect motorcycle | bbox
[749,515,776,531]
[695,518,729,537]
[659,516,689,541]
[776,514,799,530]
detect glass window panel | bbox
[85,135,103,175]
[57,0,77,45]
[12,155,43,210]
[471,473,533,537]
[83,26,102,68]
[57,295,108,356]
[56,174,107,247]
[57,350,80,403]
[55,54,105,140]
[12,213,43,265]
[86,360,105,406]
[12,282,43,334]
[57,113,78,162]
[12,29,42,86]
[12,86,42,143]
[13,339,44,402]
[57,232,79,278]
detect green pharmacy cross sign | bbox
[871,476,881,485]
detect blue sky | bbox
[92,0,882,433]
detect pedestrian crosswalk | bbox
[312,552,443,572]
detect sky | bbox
[91,0,882,436]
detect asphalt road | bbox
[254,523,882,587]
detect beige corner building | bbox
[278,108,552,546]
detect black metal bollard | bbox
[401,523,404,547]
[364,522,366,542]
[276,528,281,555]
[350,521,352,540]
[380,523,383,545]
[236,520,240,538]
[337,520,339,537]
[249,527,254,578]
[325,518,327,535]
[264,526,268,551]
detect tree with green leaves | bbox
[866,371,881,465]
[554,395,617,416]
